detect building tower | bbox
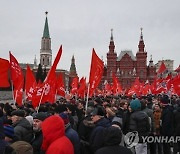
[136,28,147,81]
[69,55,78,77]
[40,12,52,69]
[106,29,117,83]
[147,55,156,83]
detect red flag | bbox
[56,73,65,97]
[78,77,86,98]
[104,80,112,96]
[157,61,167,74]
[155,75,172,94]
[32,82,45,109]
[25,65,37,101]
[45,45,62,81]
[127,77,141,96]
[142,80,151,95]
[32,46,63,107]
[9,52,24,106]
[112,73,122,95]
[172,74,180,96]
[70,77,79,95]
[0,58,10,87]
[42,46,63,103]
[89,49,104,97]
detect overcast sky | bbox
[0,0,180,78]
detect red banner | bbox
[89,49,104,97]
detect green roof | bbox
[43,17,50,38]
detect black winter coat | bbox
[89,117,110,153]
[31,131,44,154]
[174,107,180,136]
[160,105,174,136]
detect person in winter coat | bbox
[89,106,110,153]
[31,112,48,154]
[0,119,15,154]
[141,99,156,154]
[78,106,95,154]
[153,103,163,154]
[173,99,180,153]
[128,99,150,154]
[95,126,132,154]
[11,110,33,143]
[60,112,80,154]
[41,115,74,154]
[160,95,174,154]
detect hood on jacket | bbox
[41,115,65,151]
[14,118,32,130]
[104,126,122,146]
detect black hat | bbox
[91,106,105,116]
[160,95,169,105]
[94,97,103,105]
[33,112,48,121]
[11,110,25,117]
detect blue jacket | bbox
[65,123,81,154]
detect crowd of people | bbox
[0,94,180,154]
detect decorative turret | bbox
[40,12,52,69]
[148,55,154,67]
[136,28,147,80]
[147,55,156,83]
[69,55,77,77]
[107,29,117,83]
[33,55,37,69]
[138,28,145,52]
[109,29,115,53]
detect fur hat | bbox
[11,110,25,117]
[130,99,141,111]
[10,141,33,154]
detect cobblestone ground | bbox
[0,91,14,104]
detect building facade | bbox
[102,29,156,90]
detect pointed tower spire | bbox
[138,27,145,52]
[43,11,50,38]
[110,29,113,41]
[40,12,52,68]
[109,29,115,53]
[69,55,77,77]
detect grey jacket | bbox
[13,118,33,143]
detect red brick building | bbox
[101,29,156,90]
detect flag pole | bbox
[85,83,90,111]
[36,86,46,113]
[11,80,15,105]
